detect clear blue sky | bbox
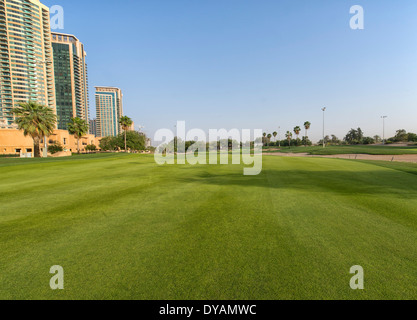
[43,0,417,142]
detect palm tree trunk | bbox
[33,138,41,158]
[77,138,80,154]
[305,129,307,147]
[125,131,127,152]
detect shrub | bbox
[362,137,375,145]
[85,144,97,152]
[48,142,64,154]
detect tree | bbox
[119,116,133,152]
[408,133,417,142]
[273,131,278,142]
[12,101,57,157]
[393,129,408,142]
[373,135,381,143]
[303,122,311,147]
[357,128,364,142]
[85,144,97,153]
[294,126,301,140]
[263,132,267,146]
[99,131,147,152]
[344,128,364,145]
[267,134,272,146]
[285,131,293,148]
[330,135,341,145]
[68,117,88,154]
[318,135,330,146]
[362,137,375,145]
[301,136,312,146]
[117,131,146,151]
[99,136,119,151]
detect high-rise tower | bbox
[0,0,55,125]
[95,86,123,137]
[52,32,89,130]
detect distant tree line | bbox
[315,128,417,146]
[386,129,417,144]
[100,131,147,152]
[263,121,313,148]
[158,138,248,154]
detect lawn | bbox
[264,145,417,155]
[0,153,416,300]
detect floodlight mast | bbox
[381,116,388,144]
[278,126,281,148]
[322,107,327,148]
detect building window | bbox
[63,138,67,145]
[15,148,21,153]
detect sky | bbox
[42,0,417,142]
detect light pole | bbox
[381,116,387,145]
[322,107,326,148]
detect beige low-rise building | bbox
[0,128,101,156]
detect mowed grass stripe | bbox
[263,157,417,299]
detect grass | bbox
[264,145,417,155]
[0,153,416,300]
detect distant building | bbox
[89,119,97,137]
[0,0,56,125]
[52,32,89,130]
[0,127,100,156]
[95,87,123,137]
[0,119,17,129]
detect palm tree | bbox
[68,117,88,154]
[267,133,272,146]
[273,131,278,143]
[304,121,311,147]
[119,116,133,152]
[263,132,267,146]
[286,131,293,148]
[294,126,301,140]
[12,101,57,158]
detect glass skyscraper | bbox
[95,87,123,137]
[89,118,97,137]
[52,32,89,130]
[0,0,55,125]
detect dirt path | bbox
[264,153,417,163]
